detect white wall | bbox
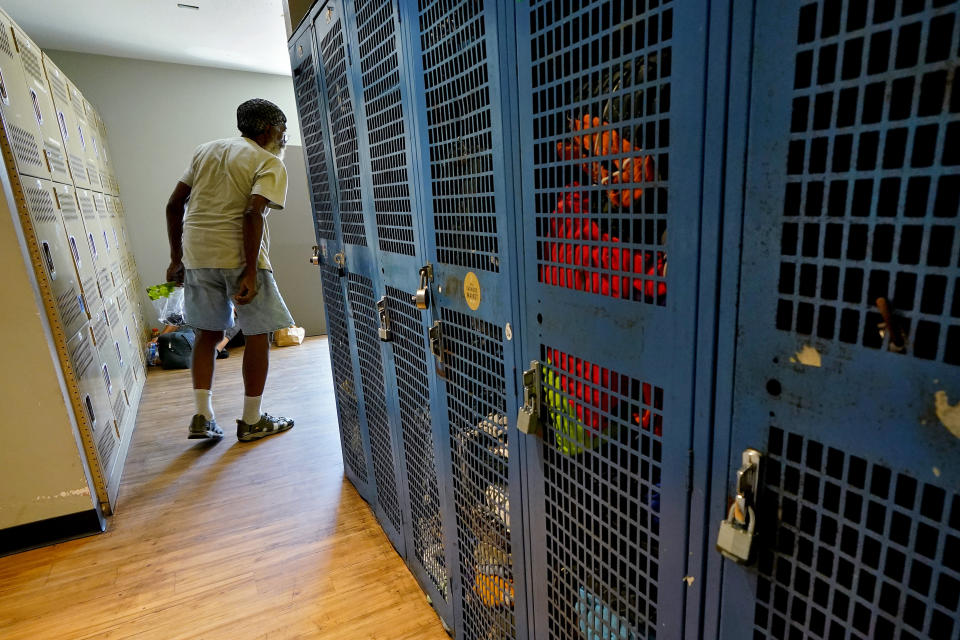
[45,50,311,327]
[0,178,96,528]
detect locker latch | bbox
[428,320,443,363]
[376,297,392,342]
[716,448,762,564]
[516,360,542,436]
[309,245,321,266]
[334,251,346,277]
[412,263,433,310]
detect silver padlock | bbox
[412,265,432,310]
[516,362,542,436]
[716,502,756,563]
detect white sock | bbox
[194,389,214,420]
[242,396,262,425]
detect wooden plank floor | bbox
[0,337,449,640]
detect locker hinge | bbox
[516,360,543,436]
[412,263,433,309]
[376,296,392,341]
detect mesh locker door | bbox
[10,24,70,184]
[41,54,92,190]
[399,1,531,637]
[384,286,456,629]
[719,2,960,639]
[514,1,711,637]
[290,27,339,245]
[0,11,49,180]
[21,177,88,339]
[319,263,374,497]
[346,272,406,552]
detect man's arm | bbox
[233,194,271,305]
[165,181,191,284]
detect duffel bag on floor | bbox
[158,329,195,369]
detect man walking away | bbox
[165,98,295,442]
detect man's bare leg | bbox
[188,329,225,439]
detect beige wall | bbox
[0,179,96,528]
[45,50,309,327]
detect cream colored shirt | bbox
[179,137,287,271]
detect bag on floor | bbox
[274,326,305,347]
[158,329,195,369]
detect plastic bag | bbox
[157,287,185,326]
[274,326,305,347]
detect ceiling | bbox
[1,0,293,76]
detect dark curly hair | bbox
[236,99,287,138]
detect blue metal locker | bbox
[514,0,711,638]
[400,0,532,637]
[713,1,960,639]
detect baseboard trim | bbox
[0,509,105,557]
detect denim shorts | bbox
[184,268,293,336]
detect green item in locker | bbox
[542,358,604,457]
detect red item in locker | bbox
[541,183,666,301]
[556,115,655,208]
[546,347,660,436]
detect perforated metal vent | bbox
[320,265,368,483]
[385,286,449,598]
[92,317,111,350]
[56,290,84,334]
[48,73,69,105]
[45,143,68,178]
[96,424,116,469]
[539,345,663,639]
[357,0,415,256]
[69,334,95,379]
[418,0,500,272]
[347,274,403,535]
[68,154,86,186]
[530,0,670,305]
[0,22,13,58]
[777,0,960,365]
[87,162,101,189]
[24,184,57,224]
[292,51,336,241]
[755,426,960,640]
[77,190,96,219]
[20,45,43,85]
[59,189,79,220]
[320,21,368,247]
[112,388,127,426]
[123,363,135,395]
[440,308,516,638]
[8,124,43,168]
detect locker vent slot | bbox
[123,364,135,396]
[385,286,449,600]
[69,335,94,379]
[357,0,415,256]
[112,388,127,426]
[440,308,516,638]
[45,143,67,177]
[292,50,336,241]
[95,424,116,471]
[0,22,12,58]
[56,290,84,331]
[87,162,101,188]
[97,268,113,298]
[59,189,79,219]
[539,345,662,639]
[777,0,960,365]
[20,46,43,85]
[48,73,68,105]
[93,193,106,216]
[93,318,110,349]
[8,124,43,168]
[71,93,85,120]
[419,0,501,273]
[320,21,368,247]
[756,426,960,640]
[82,275,97,301]
[320,265,368,483]
[118,291,129,316]
[77,190,96,218]
[347,274,403,535]
[106,299,121,328]
[530,0,670,305]
[24,183,57,224]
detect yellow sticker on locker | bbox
[464,271,481,310]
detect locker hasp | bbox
[716,448,762,564]
[412,264,433,310]
[516,361,542,436]
[376,297,391,342]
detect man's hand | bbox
[233,269,258,305]
[166,260,185,285]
